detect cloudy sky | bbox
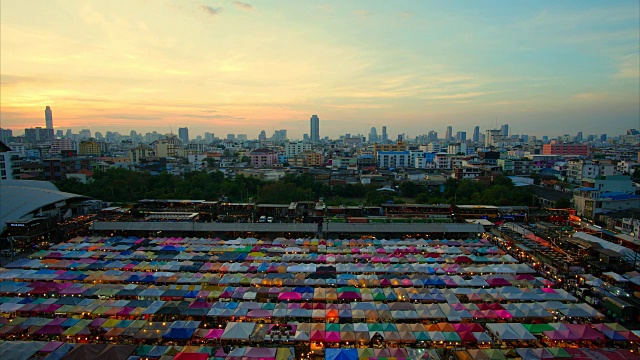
[1,0,638,139]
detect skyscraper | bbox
[382,126,388,142]
[258,130,267,142]
[500,124,509,137]
[45,106,53,129]
[369,127,378,143]
[472,126,480,143]
[310,115,320,143]
[456,131,466,142]
[445,126,453,141]
[178,127,189,144]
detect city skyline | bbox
[6,105,631,142]
[1,1,639,138]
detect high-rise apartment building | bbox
[310,115,320,143]
[130,130,138,142]
[485,129,502,147]
[258,130,267,142]
[445,126,453,141]
[285,142,312,157]
[0,142,20,180]
[51,138,76,154]
[78,129,91,140]
[472,126,480,143]
[45,106,53,130]
[24,127,54,143]
[178,127,189,145]
[428,131,438,142]
[273,130,287,141]
[0,128,13,144]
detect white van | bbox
[258,216,266,223]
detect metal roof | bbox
[322,222,484,234]
[92,221,319,233]
[91,221,484,235]
[0,180,89,231]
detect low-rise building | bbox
[542,142,591,157]
[249,148,278,167]
[376,151,410,169]
[129,145,155,163]
[497,158,533,175]
[78,140,102,156]
[574,188,640,219]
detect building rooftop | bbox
[599,192,640,201]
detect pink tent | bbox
[189,301,212,309]
[389,348,408,357]
[39,341,64,353]
[565,324,603,341]
[278,292,301,301]
[458,331,477,342]
[47,318,67,326]
[203,329,224,339]
[247,310,273,318]
[309,330,325,341]
[242,347,277,359]
[34,325,65,335]
[494,310,513,319]
[325,331,341,342]
[466,323,484,332]
[544,330,580,341]
[451,323,470,332]
[174,353,208,360]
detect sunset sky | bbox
[1,0,639,139]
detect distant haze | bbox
[1,0,638,138]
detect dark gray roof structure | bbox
[0,180,90,231]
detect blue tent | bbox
[162,327,196,340]
[325,348,358,360]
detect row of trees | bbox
[55,168,537,207]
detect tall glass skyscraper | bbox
[445,126,452,141]
[473,126,480,143]
[45,106,53,129]
[178,127,189,144]
[310,115,320,143]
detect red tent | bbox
[174,353,208,360]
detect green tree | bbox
[555,198,572,208]
[365,190,394,206]
[398,181,420,198]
